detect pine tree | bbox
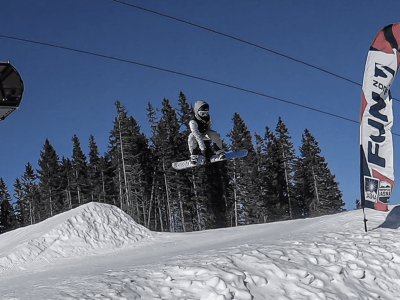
[177,91,193,132]
[258,118,297,221]
[59,157,74,210]
[16,162,38,225]
[13,178,24,226]
[155,98,182,231]
[202,158,231,228]
[108,101,149,222]
[71,134,89,206]
[88,135,102,202]
[127,115,151,225]
[37,139,62,219]
[7,91,346,229]
[294,128,317,217]
[317,168,344,214]
[98,154,117,205]
[294,129,344,217]
[259,126,279,221]
[0,178,17,233]
[226,112,256,225]
[274,117,297,219]
[253,132,269,223]
[146,102,161,230]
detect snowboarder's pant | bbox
[188,130,223,154]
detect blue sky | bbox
[1,0,400,210]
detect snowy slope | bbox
[0,202,152,275]
[1,203,400,299]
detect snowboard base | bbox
[172,149,248,170]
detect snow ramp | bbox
[0,202,151,275]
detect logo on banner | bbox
[379,180,392,201]
[364,176,379,202]
[374,63,395,79]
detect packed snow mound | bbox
[0,202,151,274]
[49,207,400,299]
[5,207,400,299]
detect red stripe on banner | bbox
[397,52,400,70]
[371,30,393,54]
[393,23,400,69]
[375,201,389,211]
[372,169,394,186]
[392,23,400,49]
[360,92,367,123]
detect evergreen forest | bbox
[0,92,345,234]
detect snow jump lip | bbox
[0,61,24,121]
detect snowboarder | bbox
[188,100,226,165]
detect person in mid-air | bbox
[188,100,226,165]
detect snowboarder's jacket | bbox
[189,100,212,151]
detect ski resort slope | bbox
[1,203,400,299]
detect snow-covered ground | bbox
[1,203,400,299]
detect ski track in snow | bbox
[2,203,400,299]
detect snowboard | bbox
[172,149,248,170]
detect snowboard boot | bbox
[190,148,201,165]
[201,149,211,165]
[215,149,226,160]
[190,155,199,165]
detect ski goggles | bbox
[198,110,209,117]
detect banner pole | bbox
[362,207,368,232]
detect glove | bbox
[201,149,211,165]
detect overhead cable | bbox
[2,33,399,136]
[111,0,361,87]
[111,0,400,104]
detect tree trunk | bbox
[154,205,157,231]
[196,202,201,231]
[283,159,292,219]
[49,187,53,217]
[312,166,320,204]
[233,160,238,227]
[29,200,33,225]
[158,204,164,232]
[101,170,106,203]
[142,195,146,227]
[118,167,123,209]
[147,172,156,228]
[136,195,140,223]
[162,158,173,232]
[67,177,72,209]
[179,190,185,232]
[118,118,130,205]
[192,174,202,231]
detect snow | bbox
[1,203,400,299]
[0,203,152,275]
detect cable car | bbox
[0,61,24,121]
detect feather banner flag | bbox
[360,23,400,211]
